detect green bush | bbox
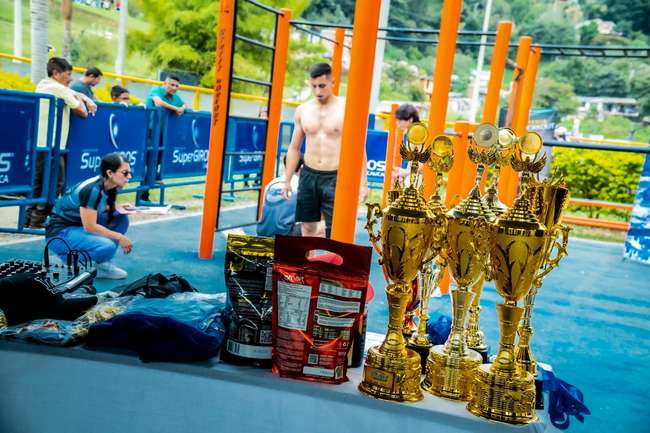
[551,147,645,218]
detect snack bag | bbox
[222,234,274,367]
[272,235,372,384]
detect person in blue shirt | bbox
[69,66,103,100]
[145,75,187,115]
[140,75,187,202]
[45,153,134,279]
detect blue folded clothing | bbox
[87,293,226,363]
[539,364,591,430]
[426,314,453,345]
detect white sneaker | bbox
[96,261,128,280]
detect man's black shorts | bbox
[295,165,337,233]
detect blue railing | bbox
[0,89,394,234]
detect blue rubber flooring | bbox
[1,206,648,433]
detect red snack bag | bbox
[272,235,372,384]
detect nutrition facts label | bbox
[277,281,312,331]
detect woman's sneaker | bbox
[96,261,128,280]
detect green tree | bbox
[129,0,320,93]
[534,78,579,118]
[630,67,650,117]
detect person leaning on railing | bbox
[139,74,188,202]
[26,57,98,228]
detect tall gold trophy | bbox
[407,134,454,371]
[421,124,496,401]
[467,132,548,424]
[516,153,571,377]
[359,123,438,402]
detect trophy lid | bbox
[448,186,496,221]
[482,187,508,217]
[391,184,431,216]
[496,192,545,231]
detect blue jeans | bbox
[47,212,129,264]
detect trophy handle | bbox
[365,203,383,255]
[535,224,570,284]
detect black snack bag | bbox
[222,234,274,367]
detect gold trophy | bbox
[421,124,496,401]
[516,169,571,377]
[359,123,438,402]
[467,132,548,424]
[466,126,516,362]
[407,134,454,371]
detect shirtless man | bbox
[282,63,368,238]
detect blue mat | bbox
[1,207,649,433]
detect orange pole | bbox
[330,0,381,243]
[458,122,478,199]
[498,36,531,206]
[481,21,512,124]
[479,20,511,192]
[424,0,463,197]
[394,127,404,167]
[258,8,291,219]
[501,45,541,206]
[382,103,399,208]
[199,0,236,259]
[445,121,471,209]
[332,27,345,96]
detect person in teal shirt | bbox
[145,75,187,115]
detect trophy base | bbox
[421,344,482,401]
[358,345,423,402]
[467,364,537,424]
[406,340,432,372]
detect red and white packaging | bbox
[272,235,372,384]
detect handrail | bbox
[0,52,301,108]
[567,136,648,147]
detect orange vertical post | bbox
[394,127,404,167]
[330,0,381,243]
[424,0,463,198]
[332,27,345,96]
[481,21,512,124]
[199,0,236,259]
[381,103,399,208]
[258,8,291,219]
[445,121,471,209]
[498,36,532,205]
[458,122,479,198]
[479,20,511,192]
[501,45,542,205]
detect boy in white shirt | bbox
[26,57,97,228]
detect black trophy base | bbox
[535,377,544,410]
[406,342,432,373]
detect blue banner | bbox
[66,103,149,185]
[624,149,650,265]
[223,117,267,181]
[160,111,211,177]
[0,90,56,194]
[366,130,389,183]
